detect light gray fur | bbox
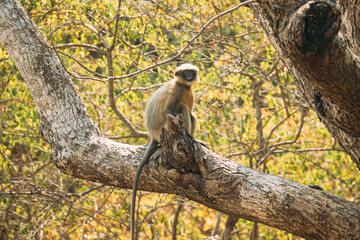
[145,80,172,142]
[145,64,199,142]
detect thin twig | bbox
[109,0,256,80]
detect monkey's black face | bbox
[181,70,197,82]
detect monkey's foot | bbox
[184,130,209,149]
[196,139,209,149]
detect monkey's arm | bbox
[179,105,208,148]
[130,139,158,240]
[179,103,193,134]
[164,100,208,148]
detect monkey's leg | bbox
[130,139,158,240]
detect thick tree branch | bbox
[250,0,360,168]
[1,1,359,239]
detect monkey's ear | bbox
[175,71,180,76]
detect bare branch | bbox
[108,0,256,81]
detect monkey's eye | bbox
[182,70,196,81]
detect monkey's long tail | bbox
[130,141,158,240]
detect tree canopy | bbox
[0,0,359,239]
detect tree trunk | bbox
[249,0,360,169]
[0,0,359,239]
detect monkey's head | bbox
[174,64,199,86]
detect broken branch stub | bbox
[161,114,200,174]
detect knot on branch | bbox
[282,1,341,54]
[160,114,201,174]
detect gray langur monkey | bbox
[130,63,200,240]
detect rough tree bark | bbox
[0,0,359,239]
[249,0,360,169]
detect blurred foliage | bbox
[1,0,359,239]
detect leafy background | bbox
[1,0,359,239]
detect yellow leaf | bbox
[202,215,216,232]
[5,149,11,156]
